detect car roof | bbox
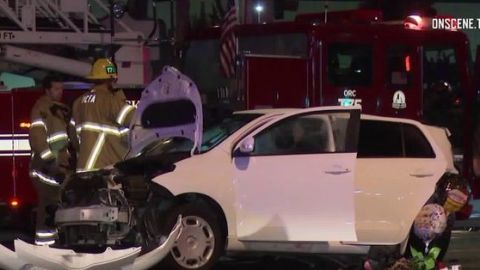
[234,107,453,134]
[234,108,298,115]
[234,107,426,126]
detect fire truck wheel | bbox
[145,201,225,270]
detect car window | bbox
[329,113,351,152]
[252,112,351,156]
[403,124,435,158]
[358,120,403,158]
[142,113,262,156]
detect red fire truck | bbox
[186,9,478,197]
[244,13,477,188]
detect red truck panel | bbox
[245,56,309,109]
[0,92,15,206]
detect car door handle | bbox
[410,173,434,178]
[324,169,351,175]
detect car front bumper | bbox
[0,216,182,270]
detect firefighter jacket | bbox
[72,85,135,172]
[29,95,76,185]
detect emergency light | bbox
[19,122,31,128]
[404,15,427,30]
[404,15,458,31]
[9,198,19,208]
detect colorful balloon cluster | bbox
[413,188,468,245]
[413,203,447,244]
[409,185,468,269]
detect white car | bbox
[53,67,458,270]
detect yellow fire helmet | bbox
[86,58,118,80]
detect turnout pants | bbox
[31,175,61,245]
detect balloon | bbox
[444,189,468,213]
[413,204,447,244]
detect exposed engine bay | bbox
[54,152,189,251]
[55,169,133,249]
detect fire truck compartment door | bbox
[128,66,203,157]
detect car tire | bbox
[145,201,225,270]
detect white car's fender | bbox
[0,216,182,270]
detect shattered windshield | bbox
[142,113,262,156]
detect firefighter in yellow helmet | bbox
[29,74,77,246]
[72,58,135,172]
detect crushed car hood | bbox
[128,66,203,158]
[115,151,191,175]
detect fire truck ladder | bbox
[0,0,141,45]
[0,0,148,85]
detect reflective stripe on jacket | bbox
[72,85,135,171]
[29,95,75,174]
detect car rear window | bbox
[357,120,403,158]
[358,120,435,158]
[403,123,435,158]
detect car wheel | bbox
[145,201,225,270]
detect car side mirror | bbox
[239,137,255,154]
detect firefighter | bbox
[29,75,76,246]
[72,58,135,172]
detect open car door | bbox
[232,106,361,242]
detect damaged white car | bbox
[2,67,464,270]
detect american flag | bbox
[220,0,237,78]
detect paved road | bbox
[444,230,480,270]
[214,254,368,270]
[1,230,479,269]
[212,229,480,270]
